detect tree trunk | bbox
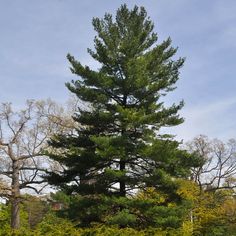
[11,160,20,229]
[120,102,126,197]
[120,160,126,196]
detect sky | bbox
[0,0,236,142]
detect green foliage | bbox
[22,195,49,228]
[0,208,188,236]
[51,188,189,230]
[106,209,137,227]
[50,191,71,205]
[1,188,236,235]
[0,203,30,236]
[33,212,78,236]
[0,204,11,234]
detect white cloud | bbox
[171,97,236,141]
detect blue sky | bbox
[0,0,236,141]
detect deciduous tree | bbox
[0,99,75,229]
[186,135,236,191]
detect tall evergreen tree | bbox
[46,5,199,228]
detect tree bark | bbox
[11,159,20,229]
[120,160,126,196]
[120,96,127,197]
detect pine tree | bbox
[46,4,199,228]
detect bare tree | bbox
[0,99,76,229]
[186,135,236,191]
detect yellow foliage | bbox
[181,221,193,236]
[222,197,236,218]
[176,179,199,201]
[136,187,167,204]
[175,179,235,234]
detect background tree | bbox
[0,99,75,229]
[176,179,236,236]
[22,194,49,228]
[186,135,236,191]
[46,4,199,228]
